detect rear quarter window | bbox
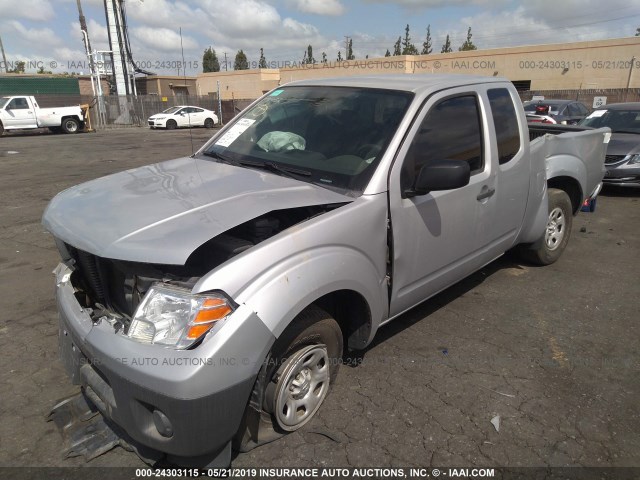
[488,89,521,165]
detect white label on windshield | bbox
[215,118,255,147]
[587,110,607,118]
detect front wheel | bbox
[264,307,343,432]
[165,119,177,130]
[61,118,80,134]
[520,188,573,265]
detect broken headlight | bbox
[127,284,233,349]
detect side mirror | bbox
[408,160,471,196]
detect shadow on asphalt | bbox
[347,252,527,362]
[600,185,640,197]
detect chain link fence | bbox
[77,94,254,130]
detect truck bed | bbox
[528,123,593,141]
[529,125,609,202]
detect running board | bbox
[47,390,162,464]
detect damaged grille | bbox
[73,249,107,304]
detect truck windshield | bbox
[580,109,640,134]
[0,97,9,109]
[201,86,413,195]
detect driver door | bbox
[5,97,36,128]
[388,89,498,317]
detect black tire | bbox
[519,188,573,265]
[204,117,215,129]
[61,117,80,134]
[166,119,177,130]
[264,306,343,432]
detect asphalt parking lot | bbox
[0,127,638,469]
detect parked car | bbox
[148,105,219,129]
[523,99,590,125]
[0,95,85,135]
[43,75,607,467]
[579,102,640,187]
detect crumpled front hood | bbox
[43,156,353,264]
[607,133,640,156]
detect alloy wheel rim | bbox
[545,207,565,250]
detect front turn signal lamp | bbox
[127,284,233,349]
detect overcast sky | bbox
[0,0,639,75]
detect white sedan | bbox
[148,106,219,129]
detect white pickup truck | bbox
[0,95,85,135]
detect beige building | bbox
[76,75,109,96]
[197,69,280,99]
[135,75,197,96]
[197,36,640,100]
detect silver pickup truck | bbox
[43,75,607,467]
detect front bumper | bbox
[148,118,168,128]
[54,263,274,460]
[603,164,640,187]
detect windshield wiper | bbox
[202,150,237,165]
[238,159,312,179]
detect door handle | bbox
[477,186,495,201]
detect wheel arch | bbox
[547,175,583,214]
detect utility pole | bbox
[76,0,94,68]
[0,35,8,73]
[76,0,99,96]
[224,52,228,71]
[344,36,350,61]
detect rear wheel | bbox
[519,188,573,265]
[61,118,80,134]
[204,117,215,129]
[166,119,177,130]
[264,306,342,432]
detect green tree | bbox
[441,34,452,53]
[458,27,477,51]
[322,52,327,64]
[421,25,432,55]
[401,24,419,55]
[337,51,343,62]
[8,61,25,73]
[385,49,391,57]
[347,38,355,60]
[234,49,249,70]
[258,48,267,68]
[37,66,53,74]
[393,36,401,56]
[202,46,220,72]
[636,27,640,36]
[303,45,316,64]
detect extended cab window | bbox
[402,95,483,191]
[8,98,29,110]
[488,88,520,165]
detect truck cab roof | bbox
[284,73,511,95]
